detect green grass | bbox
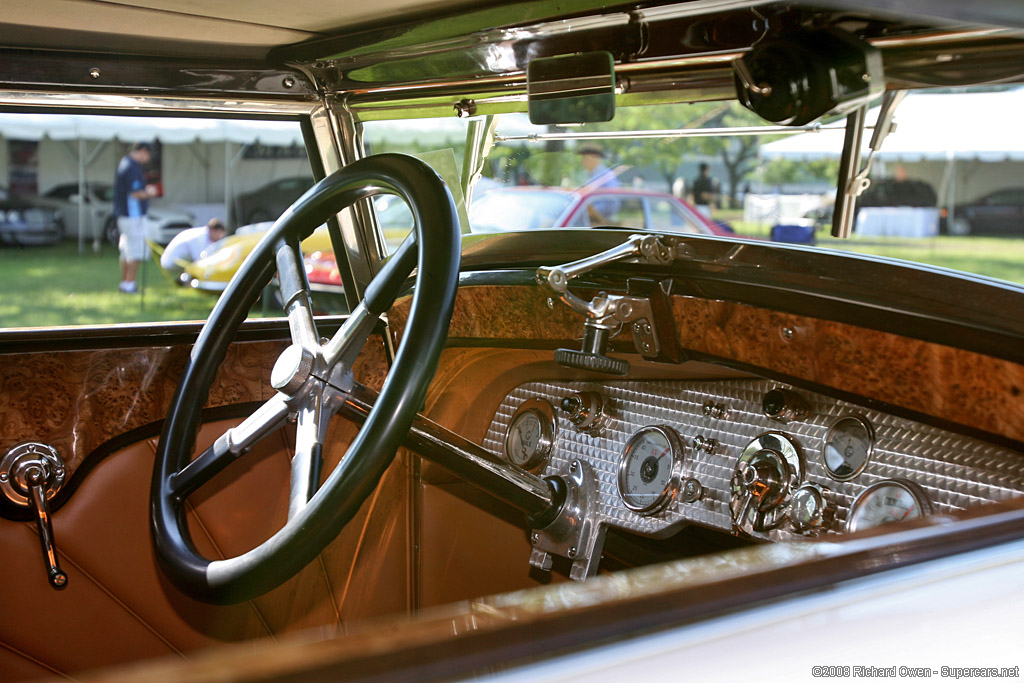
[0,242,220,328]
[1,233,1022,330]
[818,236,1024,286]
[728,220,1024,286]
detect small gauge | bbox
[822,415,874,481]
[617,426,685,515]
[504,398,556,472]
[847,479,931,533]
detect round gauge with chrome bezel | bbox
[503,398,557,472]
[822,414,874,481]
[847,479,931,533]
[617,426,685,515]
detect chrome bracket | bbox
[1,442,68,589]
[537,234,683,374]
[529,458,606,581]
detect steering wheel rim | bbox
[151,154,460,604]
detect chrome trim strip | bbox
[0,90,315,116]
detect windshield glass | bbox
[363,86,1024,286]
[469,189,573,231]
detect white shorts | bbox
[118,215,149,262]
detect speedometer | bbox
[617,426,685,515]
[847,479,931,532]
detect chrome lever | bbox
[1,442,68,589]
[537,234,683,374]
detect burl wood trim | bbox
[672,296,1024,443]
[391,284,1024,443]
[0,335,391,479]
[0,341,278,475]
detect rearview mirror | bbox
[527,52,616,125]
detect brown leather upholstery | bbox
[0,417,410,680]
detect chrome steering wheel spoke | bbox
[275,238,319,350]
[168,394,290,500]
[286,378,344,519]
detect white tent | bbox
[0,113,304,146]
[760,88,1024,162]
[758,88,1024,230]
[0,113,310,245]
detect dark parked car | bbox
[0,186,63,246]
[805,178,939,231]
[859,177,938,210]
[234,175,314,225]
[1,1,1024,681]
[950,187,1024,235]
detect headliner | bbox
[1,0,1022,64]
[0,0,507,60]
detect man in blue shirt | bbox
[579,143,620,225]
[113,142,157,293]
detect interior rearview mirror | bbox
[527,51,616,125]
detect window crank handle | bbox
[27,467,68,589]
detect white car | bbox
[37,182,194,245]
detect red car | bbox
[468,185,733,235]
[305,186,732,290]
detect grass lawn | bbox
[0,242,221,329]
[1,232,1022,330]
[729,219,1024,286]
[817,236,1024,286]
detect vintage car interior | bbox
[1,0,1023,680]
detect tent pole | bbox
[84,140,109,250]
[78,138,86,253]
[224,141,232,229]
[936,149,955,236]
[225,140,248,229]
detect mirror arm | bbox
[461,115,497,207]
[831,105,868,238]
[832,90,906,238]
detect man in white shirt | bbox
[160,218,227,275]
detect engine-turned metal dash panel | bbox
[482,379,1024,540]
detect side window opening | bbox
[0,112,312,329]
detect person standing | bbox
[691,162,718,219]
[579,143,621,224]
[113,142,157,293]
[160,218,227,278]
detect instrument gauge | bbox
[847,479,931,533]
[822,415,874,481]
[617,426,685,515]
[504,398,556,472]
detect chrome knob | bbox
[560,391,607,433]
[788,483,834,535]
[762,388,810,423]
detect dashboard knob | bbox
[560,391,607,433]
[788,483,834,535]
[762,388,810,422]
[681,477,704,503]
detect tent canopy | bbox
[0,113,305,146]
[760,88,1024,162]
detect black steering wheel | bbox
[151,154,460,604]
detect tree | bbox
[717,104,776,208]
[761,158,840,187]
[585,101,726,191]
